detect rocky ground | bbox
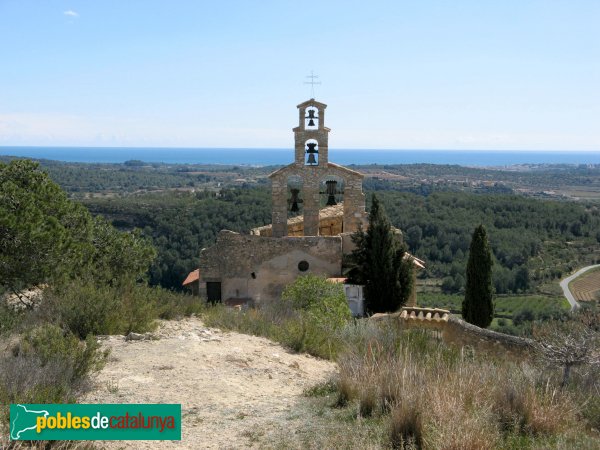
[82,318,336,449]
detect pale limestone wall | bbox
[442,316,534,360]
[371,307,534,360]
[198,230,342,303]
[268,98,368,238]
[269,163,367,237]
[252,203,346,237]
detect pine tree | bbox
[349,194,413,314]
[462,224,494,327]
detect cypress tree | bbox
[462,224,494,327]
[349,194,413,314]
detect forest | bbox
[373,191,600,294]
[4,156,598,295]
[82,188,272,289]
[80,186,600,295]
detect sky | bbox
[0,1,599,150]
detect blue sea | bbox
[1,147,599,167]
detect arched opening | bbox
[305,139,319,166]
[287,175,303,221]
[318,175,345,236]
[304,106,319,130]
[319,175,344,208]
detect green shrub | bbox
[18,324,107,383]
[155,288,204,320]
[0,301,22,336]
[117,284,159,334]
[201,277,352,360]
[43,282,193,338]
[45,282,122,338]
[1,324,108,436]
[281,275,351,358]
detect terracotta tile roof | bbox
[182,269,200,286]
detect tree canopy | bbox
[349,194,413,314]
[462,224,494,328]
[0,160,155,301]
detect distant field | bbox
[558,188,600,200]
[417,293,569,318]
[569,267,600,302]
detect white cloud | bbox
[63,10,79,18]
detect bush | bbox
[43,282,201,338]
[0,301,22,336]
[281,275,351,358]
[116,284,159,335]
[282,275,350,325]
[156,289,204,320]
[44,282,122,338]
[201,276,352,359]
[0,324,108,436]
[18,324,108,383]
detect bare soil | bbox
[82,318,336,449]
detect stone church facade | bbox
[196,99,371,305]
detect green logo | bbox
[10,404,181,441]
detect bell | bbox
[306,153,317,165]
[308,119,315,126]
[325,180,338,206]
[306,110,317,119]
[289,188,302,212]
[306,143,318,153]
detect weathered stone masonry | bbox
[199,230,342,303]
[371,307,534,360]
[269,99,367,238]
[197,98,369,305]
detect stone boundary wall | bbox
[443,316,534,360]
[371,307,534,359]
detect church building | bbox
[193,99,421,309]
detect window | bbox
[298,261,309,272]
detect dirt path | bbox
[82,318,336,449]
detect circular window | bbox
[298,261,309,272]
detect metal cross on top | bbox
[304,71,321,98]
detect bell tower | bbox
[293,99,330,167]
[269,97,367,238]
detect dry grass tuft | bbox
[331,320,595,449]
[389,402,423,449]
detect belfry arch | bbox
[269,99,367,237]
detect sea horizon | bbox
[1,146,599,167]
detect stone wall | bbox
[443,316,534,360]
[251,203,345,237]
[268,98,368,238]
[269,163,367,238]
[198,230,343,303]
[371,307,534,360]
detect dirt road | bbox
[82,318,336,449]
[559,264,600,311]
